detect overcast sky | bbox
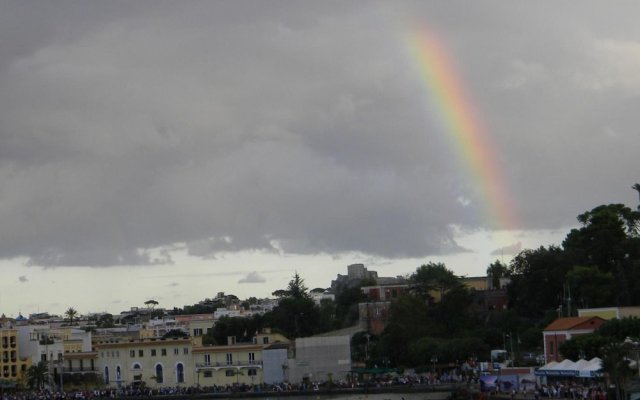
[1,1,638,316]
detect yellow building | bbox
[193,338,264,387]
[462,276,490,291]
[0,327,31,385]
[94,337,193,388]
[578,307,640,320]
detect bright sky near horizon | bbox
[1,1,638,317]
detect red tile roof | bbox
[544,316,604,331]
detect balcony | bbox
[62,368,98,374]
[196,360,262,370]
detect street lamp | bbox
[430,356,438,375]
[58,355,64,392]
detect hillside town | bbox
[3,260,640,400]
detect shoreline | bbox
[138,384,460,400]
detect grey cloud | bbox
[239,272,267,284]
[1,2,639,266]
[490,242,523,257]
[18,276,28,283]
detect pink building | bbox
[543,316,605,363]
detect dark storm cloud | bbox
[1,1,639,266]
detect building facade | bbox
[287,335,351,384]
[0,327,30,385]
[94,337,193,388]
[542,316,606,363]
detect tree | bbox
[486,260,508,289]
[26,361,49,389]
[65,307,78,326]
[558,334,607,360]
[287,272,310,300]
[267,296,319,338]
[563,204,640,305]
[380,294,430,365]
[598,317,640,342]
[162,329,189,339]
[144,299,159,309]
[333,285,367,329]
[601,341,634,400]
[264,272,320,338]
[507,246,569,318]
[96,313,115,328]
[271,289,289,298]
[566,265,615,308]
[204,314,265,345]
[410,262,462,303]
[633,183,640,208]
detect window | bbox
[174,348,179,355]
[203,371,212,378]
[161,348,167,356]
[105,367,110,384]
[151,349,157,356]
[130,350,135,358]
[138,350,144,357]
[248,368,257,376]
[204,354,211,364]
[183,348,189,355]
[155,364,163,383]
[226,353,233,365]
[225,370,235,377]
[193,328,203,336]
[176,363,184,383]
[262,337,269,344]
[248,352,255,364]
[41,354,47,362]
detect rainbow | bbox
[406,26,519,232]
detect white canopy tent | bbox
[535,358,602,378]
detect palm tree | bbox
[601,342,634,400]
[65,307,78,326]
[26,361,49,389]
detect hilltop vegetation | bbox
[196,189,640,370]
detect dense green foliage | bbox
[200,193,640,373]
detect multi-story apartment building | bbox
[0,326,30,385]
[193,337,264,387]
[174,314,215,338]
[10,315,345,390]
[358,283,408,334]
[16,325,96,389]
[94,337,193,388]
[192,328,290,387]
